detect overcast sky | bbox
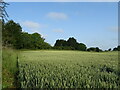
[6,2,118,50]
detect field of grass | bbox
[2,48,19,88]
[18,50,119,88]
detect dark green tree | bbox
[113,45,120,51]
[67,37,77,49]
[87,47,102,52]
[113,47,118,51]
[96,47,100,52]
[20,32,32,49]
[54,39,67,47]
[118,46,120,51]
[31,33,44,49]
[20,32,51,49]
[2,20,52,49]
[87,47,95,52]
[54,37,87,51]
[2,20,22,48]
[87,47,96,52]
[108,48,111,51]
[76,43,87,51]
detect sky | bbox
[5,2,118,50]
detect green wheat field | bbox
[17,50,119,88]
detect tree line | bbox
[54,37,87,51]
[2,20,51,49]
[2,20,120,51]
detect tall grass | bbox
[2,48,19,88]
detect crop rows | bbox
[18,51,119,88]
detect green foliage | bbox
[2,20,52,50]
[54,37,87,51]
[87,47,102,52]
[54,40,67,47]
[67,37,77,48]
[2,20,22,49]
[20,32,32,49]
[113,46,120,51]
[76,43,87,51]
[18,51,119,88]
[108,48,111,51]
[20,32,49,49]
[2,48,19,88]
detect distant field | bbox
[18,50,119,88]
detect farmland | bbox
[18,50,119,88]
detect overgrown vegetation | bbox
[2,48,19,88]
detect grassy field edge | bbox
[2,48,19,88]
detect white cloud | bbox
[20,21,48,38]
[21,21,41,30]
[53,29,64,33]
[47,12,68,20]
[20,21,47,33]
